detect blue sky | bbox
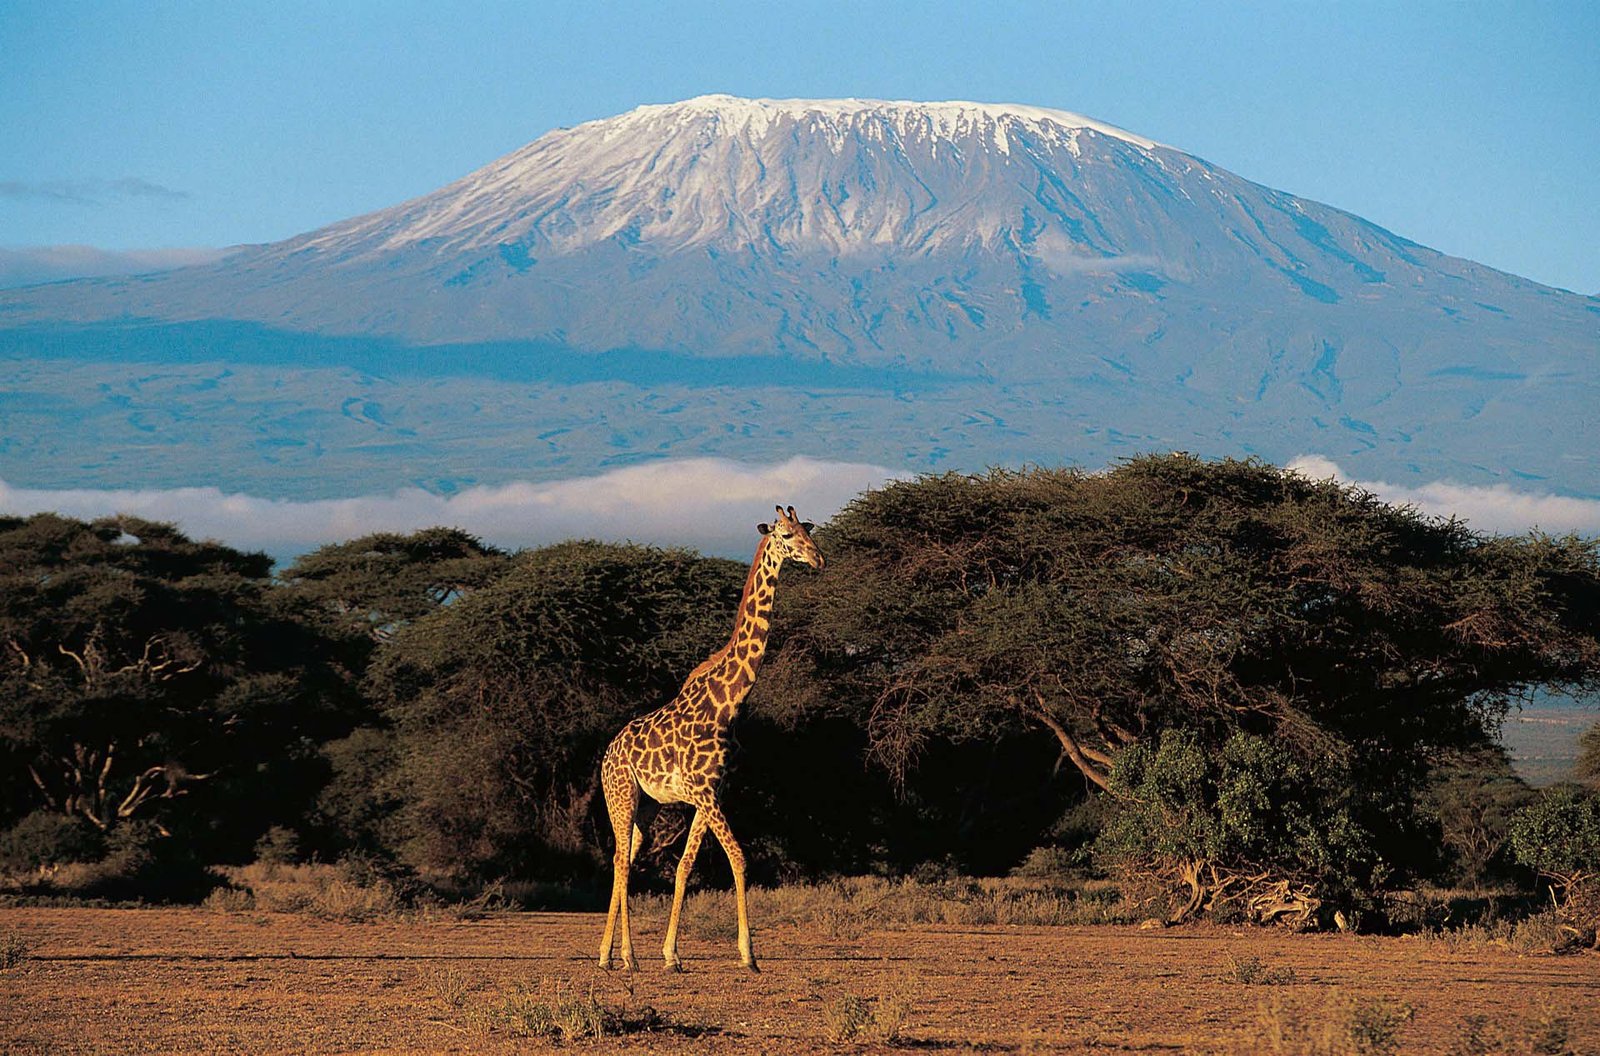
[1,0,1597,293]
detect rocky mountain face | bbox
[1,96,1596,499]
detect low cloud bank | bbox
[1288,456,1600,536]
[0,457,903,562]
[0,245,233,289]
[6,456,1592,567]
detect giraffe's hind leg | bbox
[629,797,660,865]
[597,753,640,972]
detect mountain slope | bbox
[1,96,1596,500]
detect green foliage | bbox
[368,540,745,879]
[767,455,1600,883]
[0,513,358,868]
[1509,784,1600,885]
[5,459,1599,905]
[1095,729,1382,921]
[278,527,508,644]
[308,725,404,858]
[0,810,105,870]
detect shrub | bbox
[0,929,33,971]
[0,811,105,871]
[1509,784,1600,890]
[252,825,302,865]
[461,977,668,1043]
[1095,730,1384,925]
[1229,954,1297,985]
[1509,784,1600,945]
[1234,992,1412,1055]
[821,981,913,1044]
[1446,1006,1575,1056]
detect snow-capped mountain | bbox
[1,96,1596,501]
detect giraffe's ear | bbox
[757,522,772,535]
[800,522,815,534]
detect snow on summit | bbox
[298,94,1176,259]
[598,95,1164,151]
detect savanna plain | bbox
[3,895,1596,1054]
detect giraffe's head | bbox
[758,505,825,570]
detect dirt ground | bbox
[1,906,1596,1053]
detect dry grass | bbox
[819,976,915,1044]
[1224,991,1414,1055]
[452,975,677,1044]
[1416,909,1590,956]
[1444,1004,1576,1056]
[207,862,407,921]
[631,874,1137,940]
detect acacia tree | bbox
[366,541,745,880]
[279,528,508,644]
[277,528,511,858]
[0,514,353,866]
[765,455,1600,907]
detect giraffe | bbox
[597,504,824,973]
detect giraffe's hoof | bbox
[664,959,684,973]
[742,959,761,974]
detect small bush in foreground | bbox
[1445,1005,1574,1056]
[1229,991,1412,1055]
[0,929,34,971]
[821,980,913,1044]
[462,977,668,1043]
[1228,954,1297,986]
[417,963,476,1009]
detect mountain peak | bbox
[285,93,1179,262]
[601,94,1164,151]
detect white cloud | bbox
[0,457,903,561]
[1287,455,1600,536]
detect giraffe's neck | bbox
[693,535,784,722]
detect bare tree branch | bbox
[1026,693,1111,791]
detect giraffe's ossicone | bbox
[597,504,824,973]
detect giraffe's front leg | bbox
[662,808,709,971]
[703,803,758,972]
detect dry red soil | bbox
[2,906,1596,1053]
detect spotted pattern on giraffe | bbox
[596,505,823,973]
